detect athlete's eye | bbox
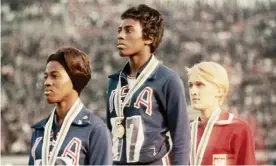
[118,27,122,33]
[195,82,204,87]
[125,28,132,33]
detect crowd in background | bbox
[1,0,276,164]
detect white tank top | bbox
[127,75,136,90]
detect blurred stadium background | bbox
[1,0,276,165]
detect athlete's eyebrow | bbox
[44,71,60,76]
[118,25,134,30]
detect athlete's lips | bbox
[44,89,53,95]
[117,45,126,49]
[192,98,200,102]
[117,42,127,48]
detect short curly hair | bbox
[121,4,164,53]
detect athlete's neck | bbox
[55,93,78,126]
[129,50,151,77]
[199,105,220,123]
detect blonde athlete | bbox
[187,62,256,165]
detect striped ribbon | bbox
[42,98,83,166]
[114,56,159,119]
[190,107,221,165]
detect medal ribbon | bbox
[114,56,159,119]
[190,107,221,165]
[42,98,83,166]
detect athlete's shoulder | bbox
[31,108,106,130]
[217,112,253,136]
[231,115,252,131]
[108,69,121,81]
[31,116,50,129]
[72,107,107,129]
[155,63,180,80]
[216,111,250,127]
[157,63,178,76]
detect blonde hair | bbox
[186,62,229,105]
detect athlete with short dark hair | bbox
[29,47,112,165]
[106,4,190,165]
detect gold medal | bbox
[113,56,159,139]
[114,123,125,138]
[112,119,125,138]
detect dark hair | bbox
[46,47,91,94]
[121,4,164,53]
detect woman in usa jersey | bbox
[28,47,112,165]
[187,62,256,165]
[106,4,191,165]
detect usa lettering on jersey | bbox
[134,87,153,116]
[32,133,82,166]
[109,86,153,115]
[109,86,153,162]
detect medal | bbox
[113,119,125,138]
[112,56,159,139]
[114,123,125,138]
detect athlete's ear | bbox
[216,88,224,98]
[185,67,191,74]
[144,36,153,45]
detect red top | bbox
[192,111,256,165]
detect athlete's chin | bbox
[46,97,59,104]
[119,53,128,57]
[119,52,130,57]
[118,50,134,57]
[192,104,204,111]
